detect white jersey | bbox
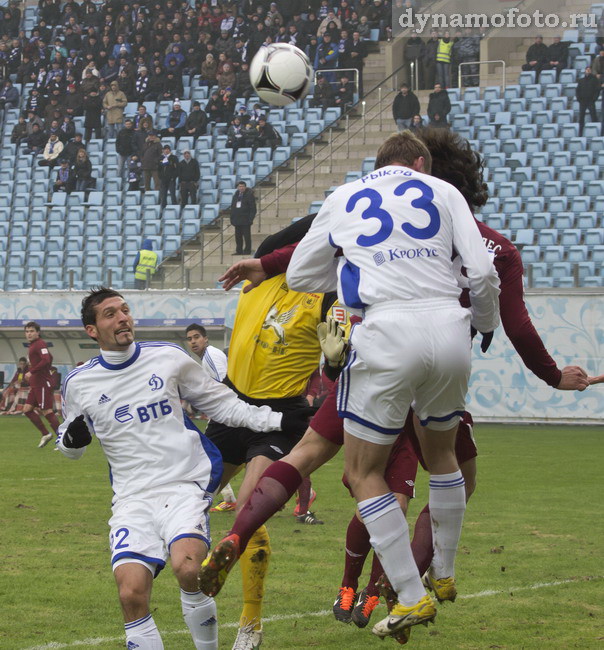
[57,341,281,500]
[287,166,500,333]
[201,345,227,382]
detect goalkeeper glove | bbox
[62,415,92,449]
[317,315,348,368]
[280,407,317,437]
[470,326,494,353]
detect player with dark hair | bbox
[56,287,312,650]
[22,321,61,447]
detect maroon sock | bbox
[341,515,372,591]
[230,460,302,552]
[297,476,312,514]
[25,411,49,436]
[411,504,434,576]
[366,552,384,597]
[45,411,60,433]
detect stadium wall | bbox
[1,290,602,424]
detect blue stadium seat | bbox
[548,197,569,212]
[559,69,577,84]
[85,221,103,237]
[592,245,604,264]
[577,213,598,229]
[201,204,219,225]
[497,181,517,198]
[522,246,541,264]
[220,189,235,210]
[531,213,552,229]
[553,213,575,229]
[561,230,582,246]
[525,197,545,213]
[181,205,200,222]
[503,85,521,100]
[501,139,522,154]
[543,246,565,262]
[583,276,604,287]
[533,276,555,288]
[514,228,534,245]
[105,221,122,236]
[253,148,272,162]
[512,167,532,183]
[542,181,562,197]
[551,151,571,167]
[485,214,505,230]
[567,245,588,262]
[182,219,201,239]
[584,229,603,245]
[587,180,604,197]
[123,222,142,237]
[565,180,584,196]
[519,182,539,198]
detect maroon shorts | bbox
[313,384,418,498]
[25,384,54,411]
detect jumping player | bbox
[23,321,61,447]
[56,287,310,650]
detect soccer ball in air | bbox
[249,43,313,107]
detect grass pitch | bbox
[1,418,602,649]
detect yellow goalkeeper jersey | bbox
[227,274,326,399]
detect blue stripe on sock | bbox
[430,478,466,485]
[358,493,395,516]
[125,614,152,630]
[430,480,466,489]
[359,493,397,518]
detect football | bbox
[249,43,313,106]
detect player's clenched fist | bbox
[63,415,93,448]
[317,316,348,368]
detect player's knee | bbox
[172,557,201,587]
[117,581,149,610]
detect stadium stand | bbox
[0,0,389,291]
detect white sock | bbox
[221,482,236,502]
[359,493,426,607]
[124,614,164,649]
[429,470,466,579]
[181,589,218,650]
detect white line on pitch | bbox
[22,576,603,650]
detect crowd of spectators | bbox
[403,27,482,89]
[391,80,450,130]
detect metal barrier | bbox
[458,59,506,91]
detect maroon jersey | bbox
[471,220,561,388]
[27,338,53,388]
[261,221,562,388]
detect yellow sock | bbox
[239,525,271,631]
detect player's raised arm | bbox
[287,197,339,293]
[448,186,501,335]
[176,348,311,434]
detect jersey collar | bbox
[98,342,141,370]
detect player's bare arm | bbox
[219,258,268,292]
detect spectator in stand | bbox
[73,148,95,192]
[116,119,137,176]
[234,61,254,101]
[392,82,420,131]
[127,154,143,192]
[38,132,63,167]
[349,30,367,96]
[158,143,179,209]
[409,114,424,132]
[522,35,549,81]
[219,89,236,122]
[576,67,601,136]
[58,115,75,143]
[0,79,18,110]
[318,10,342,37]
[133,104,150,129]
[335,74,355,108]
[11,115,27,145]
[206,90,222,122]
[544,36,569,82]
[83,87,102,140]
[53,158,73,193]
[63,132,86,164]
[230,180,256,255]
[216,62,236,90]
[178,150,200,207]
[25,88,45,116]
[146,65,165,102]
[590,47,604,83]
[429,112,449,129]
[142,131,162,191]
[404,30,425,89]
[311,74,336,109]
[135,66,150,102]
[256,116,281,150]
[161,100,187,140]
[100,56,119,85]
[118,68,135,101]
[103,80,128,138]
[200,53,218,86]
[422,29,439,90]
[427,82,451,123]
[227,116,246,150]
[64,83,83,117]
[242,120,259,149]
[315,33,338,83]
[161,70,184,102]
[184,101,208,139]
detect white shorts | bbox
[338,301,471,444]
[109,481,212,577]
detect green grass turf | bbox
[1,417,603,649]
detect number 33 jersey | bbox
[287,165,500,334]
